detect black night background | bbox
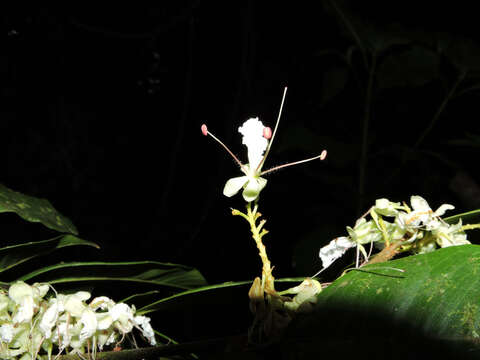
[2,2,480,358]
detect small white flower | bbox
[398,195,454,231]
[0,323,14,343]
[89,296,115,311]
[8,281,33,303]
[282,278,322,313]
[96,312,114,330]
[223,118,269,202]
[51,321,74,348]
[374,198,404,217]
[319,236,356,269]
[40,299,60,339]
[239,118,269,171]
[64,291,91,317]
[97,331,116,351]
[433,219,470,248]
[110,303,134,333]
[79,308,97,341]
[134,315,157,345]
[346,218,383,245]
[8,282,36,324]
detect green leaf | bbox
[0,183,78,234]
[286,245,480,355]
[0,235,99,273]
[17,261,207,291]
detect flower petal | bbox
[223,176,248,197]
[242,176,267,202]
[434,204,455,217]
[374,198,401,217]
[238,118,268,171]
[410,195,430,212]
[319,236,356,269]
[79,308,98,341]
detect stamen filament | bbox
[202,124,247,171]
[256,86,288,172]
[260,150,327,176]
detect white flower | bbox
[1,282,156,358]
[203,91,327,203]
[63,291,91,317]
[223,118,269,202]
[110,303,134,333]
[346,218,383,245]
[282,278,322,313]
[89,296,115,311]
[398,195,454,231]
[51,321,74,348]
[134,315,157,345]
[374,198,404,217]
[79,308,98,341]
[40,299,61,339]
[96,312,114,330]
[433,219,470,248]
[97,331,116,351]
[8,282,33,304]
[239,118,269,170]
[319,236,356,269]
[8,282,37,324]
[0,324,14,343]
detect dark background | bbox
[2,2,480,288]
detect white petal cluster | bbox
[0,281,156,359]
[318,195,469,270]
[238,117,268,172]
[319,237,356,270]
[223,118,269,202]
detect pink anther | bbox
[263,127,272,140]
[320,150,327,160]
[201,124,208,136]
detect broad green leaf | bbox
[286,245,480,356]
[0,183,78,234]
[18,261,207,290]
[0,235,99,273]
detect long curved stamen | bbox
[201,124,247,172]
[260,150,327,176]
[256,86,288,172]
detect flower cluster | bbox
[0,281,156,359]
[318,195,470,271]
